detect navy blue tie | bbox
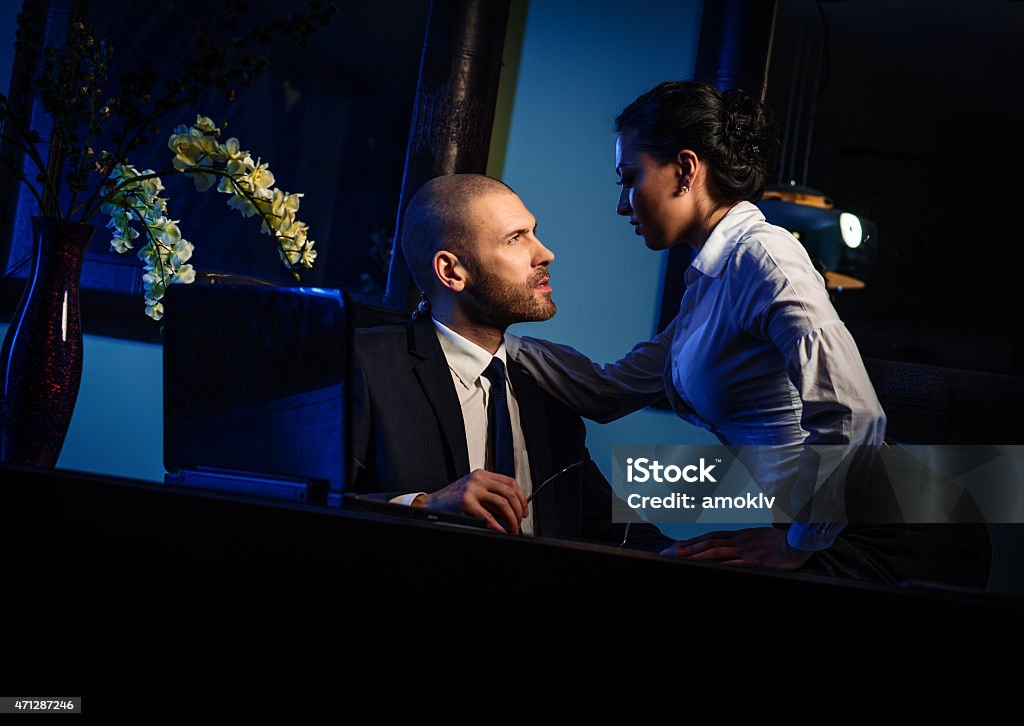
[482,357,515,479]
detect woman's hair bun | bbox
[721,88,777,171]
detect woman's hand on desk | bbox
[664,527,816,570]
[412,470,528,535]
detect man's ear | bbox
[433,249,467,292]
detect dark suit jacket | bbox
[351,316,672,551]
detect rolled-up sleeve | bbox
[505,320,674,423]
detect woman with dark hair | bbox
[505,81,918,577]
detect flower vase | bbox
[0,217,94,467]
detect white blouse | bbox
[506,201,886,551]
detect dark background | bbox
[767,0,1024,376]
[83,0,430,293]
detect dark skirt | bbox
[795,444,992,588]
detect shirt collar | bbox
[432,318,508,390]
[687,200,766,281]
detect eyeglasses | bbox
[526,458,632,548]
[526,459,585,504]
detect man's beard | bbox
[462,266,556,330]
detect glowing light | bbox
[840,212,862,248]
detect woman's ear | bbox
[676,149,699,189]
[433,249,467,292]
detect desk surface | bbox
[3,463,1019,624]
[5,461,1022,696]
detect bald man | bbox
[350,174,672,549]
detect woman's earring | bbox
[679,182,690,194]
[412,291,431,320]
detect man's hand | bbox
[413,470,528,534]
[662,527,816,570]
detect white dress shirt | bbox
[390,318,535,535]
[506,201,885,551]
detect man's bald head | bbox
[400,174,517,293]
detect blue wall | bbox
[0,323,165,481]
[497,0,717,536]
